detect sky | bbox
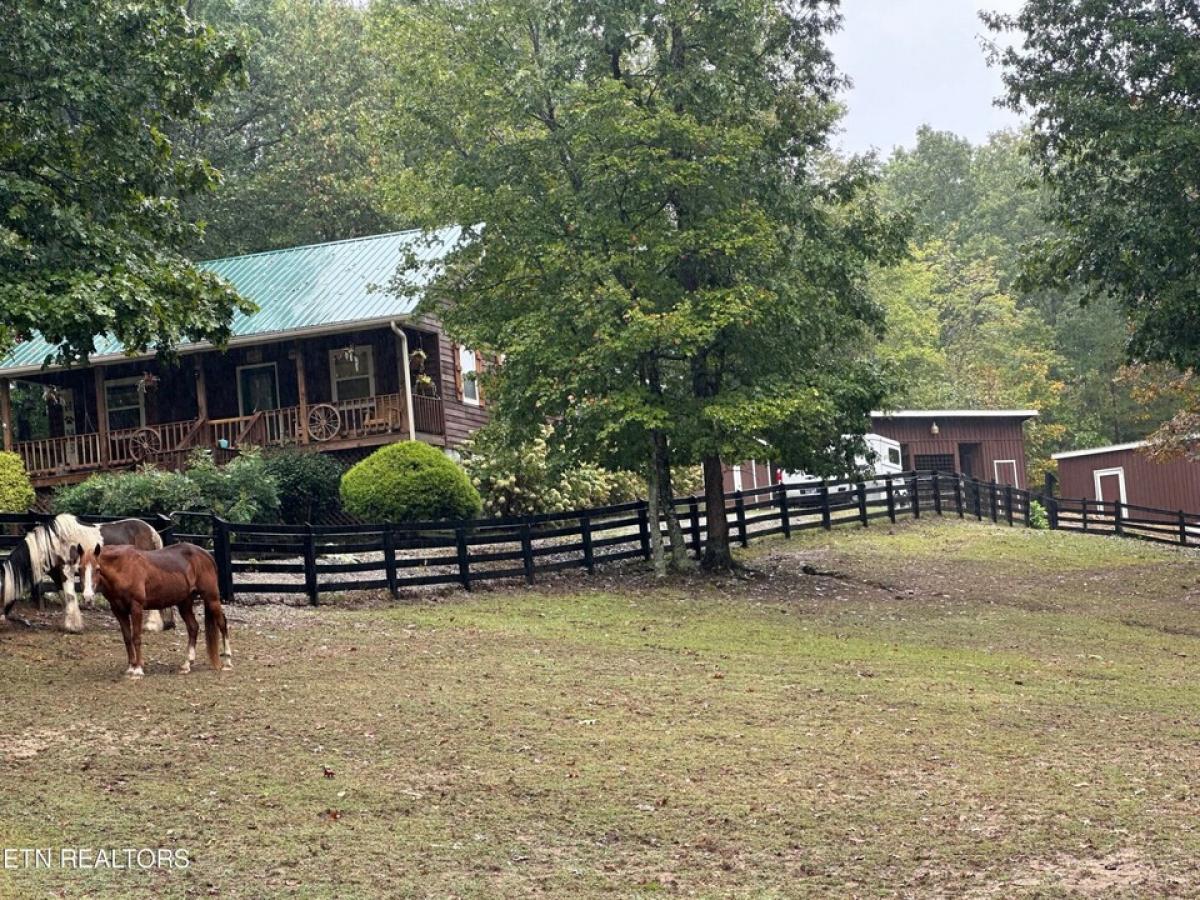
[827,0,1027,157]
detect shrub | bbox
[53,449,280,523]
[1028,499,1050,530]
[340,441,481,523]
[263,450,344,524]
[0,451,35,512]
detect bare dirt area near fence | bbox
[4,520,1200,898]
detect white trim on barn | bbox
[993,459,1019,486]
[871,409,1039,419]
[1052,441,1148,461]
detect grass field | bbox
[3,519,1200,897]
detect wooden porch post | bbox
[295,342,309,445]
[194,355,208,421]
[0,378,12,452]
[94,366,109,464]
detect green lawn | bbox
[2,519,1200,897]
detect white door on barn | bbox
[1093,467,1128,506]
[993,460,1019,487]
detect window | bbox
[105,378,145,432]
[994,459,1019,487]
[914,453,956,473]
[887,447,901,467]
[732,464,743,492]
[329,346,375,402]
[459,346,479,405]
[236,363,280,416]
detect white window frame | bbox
[105,377,146,431]
[235,362,280,417]
[993,459,1019,487]
[328,345,377,403]
[1093,466,1128,505]
[459,346,480,406]
[732,464,743,492]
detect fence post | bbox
[857,481,868,528]
[910,475,921,519]
[1048,495,1059,529]
[520,521,535,585]
[955,476,963,518]
[581,513,595,573]
[734,491,749,547]
[303,523,319,606]
[1081,499,1089,532]
[212,516,234,602]
[455,526,471,591]
[778,484,792,538]
[820,482,832,530]
[1114,500,1124,536]
[688,498,702,559]
[932,472,942,516]
[974,480,982,520]
[1023,491,1032,528]
[637,500,651,560]
[989,482,998,523]
[1005,485,1014,526]
[1179,510,1188,547]
[383,526,398,599]
[886,477,896,524]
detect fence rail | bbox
[2,471,1196,605]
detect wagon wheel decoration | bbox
[129,427,162,461]
[307,404,341,442]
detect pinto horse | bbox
[75,541,232,678]
[0,515,174,633]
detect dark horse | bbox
[75,541,231,678]
[0,514,174,633]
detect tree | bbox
[180,0,397,257]
[0,1,250,364]
[373,0,906,571]
[985,2,1200,373]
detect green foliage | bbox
[0,452,35,513]
[463,425,646,517]
[373,0,907,565]
[0,1,252,363]
[182,0,396,257]
[53,450,279,523]
[262,450,345,525]
[340,442,481,523]
[1027,499,1050,531]
[986,3,1200,372]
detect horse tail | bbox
[204,598,222,671]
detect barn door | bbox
[1093,467,1127,510]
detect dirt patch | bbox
[1011,851,1163,896]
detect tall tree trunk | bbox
[647,437,667,577]
[653,430,691,570]
[700,453,734,571]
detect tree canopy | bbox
[1,1,250,364]
[373,0,906,568]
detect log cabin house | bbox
[0,228,491,489]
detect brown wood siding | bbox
[1056,448,1200,515]
[421,316,490,448]
[870,416,1031,489]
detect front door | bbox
[958,443,982,480]
[238,364,280,416]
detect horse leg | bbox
[114,610,137,677]
[58,569,84,635]
[161,606,176,631]
[178,602,199,674]
[201,592,229,671]
[129,604,145,678]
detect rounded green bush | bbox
[340,441,482,523]
[0,451,35,512]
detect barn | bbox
[1052,442,1200,514]
[869,409,1037,489]
[721,408,1037,493]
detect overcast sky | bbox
[827,0,1027,157]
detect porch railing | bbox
[15,391,446,480]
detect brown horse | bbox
[75,541,231,678]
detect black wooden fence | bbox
[2,471,1196,605]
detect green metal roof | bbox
[0,226,462,374]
